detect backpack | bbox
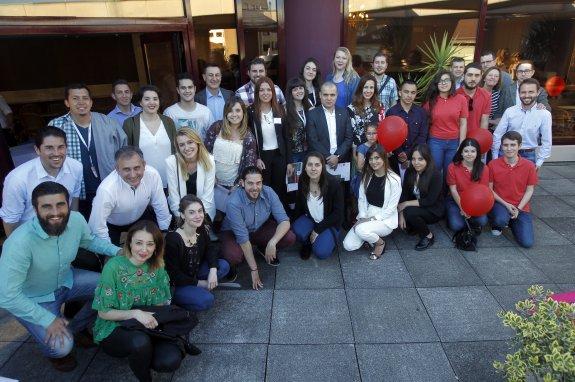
[452,228,477,251]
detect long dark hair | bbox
[178,194,209,229]
[299,151,329,198]
[351,74,381,117]
[425,70,455,112]
[361,144,390,189]
[299,57,323,90]
[285,77,310,136]
[253,76,284,120]
[452,138,485,182]
[404,144,436,195]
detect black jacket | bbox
[194,87,234,107]
[400,168,444,217]
[305,106,353,162]
[294,174,344,233]
[247,105,289,158]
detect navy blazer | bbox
[306,106,353,162]
[194,87,234,107]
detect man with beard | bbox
[491,78,552,169]
[107,79,142,126]
[0,181,121,372]
[194,63,233,121]
[456,63,491,134]
[372,51,398,112]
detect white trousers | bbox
[343,219,395,251]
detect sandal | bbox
[369,239,386,260]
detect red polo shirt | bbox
[488,156,538,212]
[447,162,490,193]
[425,94,468,140]
[456,87,491,134]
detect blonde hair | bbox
[174,128,212,180]
[332,47,358,84]
[221,97,248,140]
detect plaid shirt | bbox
[376,75,398,112]
[235,82,286,106]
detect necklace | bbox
[262,109,273,123]
[179,228,199,246]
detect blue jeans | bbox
[292,215,339,259]
[488,201,534,248]
[428,137,459,176]
[15,269,100,358]
[446,197,488,232]
[172,259,230,312]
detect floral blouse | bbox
[92,255,171,343]
[348,104,380,147]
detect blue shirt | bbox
[0,211,120,328]
[107,104,142,126]
[206,89,226,121]
[221,185,289,244]
[385,103,429,154]
[334,81,348,109]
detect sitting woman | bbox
[165,195,230,311]
[93,220,186,382]
[398,144,444,251]
[292,152,343,260]
[343,144,402,259]
[165,127,216,222]
[446,138,490,233]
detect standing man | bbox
[0,126,82,237]
[236,57,286,106]
[480,50,512,88]
[488,131,537,248]
[49,83,127,219]
[164,72,215,139]
[450,57,465,90]
[456,63,491,134]
[88,146,171,245]
[195,63,234,121]
[0,182,121,372]
[107,79,142,126]
[491,78,552,169]
[372,51,398,112]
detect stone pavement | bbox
[1,163,575,382]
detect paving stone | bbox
[0,341,21,369]
[275,250,343,289]
[0,316,29,342]
[530,195,575,218]
[487,284,558,311]
[270,289,353,344]
[267,344,360,382]
[556,284,575,293]
[443,341,509,382]
[527,217,571,246]
[532,186,550,196]
[537,166,565,179]
[538,179,575,196]
[189,290,273,343]
[520,245,575,284]
[347,288,438,343]
[545,165,575,179]
[418,286,513,342]
[400,248,483,287]
[558,195,575,208]
[172,344,266,382]
[540,217,575,244]
[231,257,277,290]
[357,343,457,382]
[391,223,453,249]
[339,250,414,288]
[462,247,550,286]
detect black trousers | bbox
[101,327,183,382]
[260,149,287,205]
[107,207,158,246]
[403,206,442,238]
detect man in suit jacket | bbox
[194,63,234,121]
[306,82,353,169]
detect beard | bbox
[38,212,70,236]
[464,82,477,90]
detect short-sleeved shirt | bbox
[426,94,469,140]
[163,102,215,139]
[446,162,490,193]
[456,87,491,134]
[92,255,171,342]
[488,157,538,212]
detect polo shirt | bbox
[446,162,490,193]
[488,156,537,212]
[425,94,468,140]
[456,87,491,134]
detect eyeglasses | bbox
[468,97,474,112]
[438,79,452,85]
[516,69,534,74]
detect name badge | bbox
[274,118,282,124]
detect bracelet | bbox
[250,268,258,272]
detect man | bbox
[194,63,234,121]
[450,57,465,90]
[219,166,295,290]
[386,80,429,175]
[488,131,537,248]
[0,126,82,237]
[306,82,353,169]
[456,63,491,134]
[107,79,142,126]
[491,78,552,169]
[164,72,215,139]
[235,57,286,106]
[480,50,512,88]
[88,146,171,245]
[0,182,121,371]
[49,83,127,219]
[372,51,398,112]
[496,60,550,118]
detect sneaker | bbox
[48,353,77,372]
[415,234,435,251]
[491,228,502,236]
[254,247,280,266]
[224,266,238,283]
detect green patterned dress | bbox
[92,255,172,343]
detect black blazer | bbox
[305,106,353,162]
[194,87,234,107]
[247,105,289,158]
[400,168,444,217]
[294,174,344,234]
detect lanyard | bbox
[73,122,99,179]
[297,109,306,125]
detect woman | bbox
[343,144,402,259]
[446,138,490,233]
[165,195,230,312]
[204,96,258,212]
[123,85,176,188]
[165,127,216,221]
[284,77,310,165]
[293,152,343,260]
[481,66,502,128]
[398,144,444,251]
[424,70,468,177]
[348,74,382,149]
[300,57,322,107]
[93,221,188,382]
[248,76,289,203]
[326,47,360,108]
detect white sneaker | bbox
[491,229,502,236]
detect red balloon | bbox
[467,129,493,155]
[460,184,494,217]
[377,116,408,152]
[545,76,565,97]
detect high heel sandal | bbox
[369,238,386,260]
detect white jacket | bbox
[357,171,402,227]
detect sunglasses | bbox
[468,97,474,112]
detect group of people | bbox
[0,46,551,381]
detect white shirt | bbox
[139,117,171,187]
[307,195,324,223]
[88,165,172,241]
[163,102,215,140]
[0,156,82,224]
[323,106,338,155]
[261,111,279,150]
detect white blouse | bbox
[213,136,243,187]
[307,194,324,223]
[261,111,278,151]
[139,117,171,187]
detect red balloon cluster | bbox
[460,184,494,217]
[545,76,565,97]
[467,129,493,155]
[377,116,408,152]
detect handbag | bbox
[452,220,477,252]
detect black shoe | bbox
[299,243,312,260]
[48,353,77,372]
[415,234,435,251]
[255,247,280,266]
[184,341,202,356]
[225,266,238,282]
[74,329,96,348]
